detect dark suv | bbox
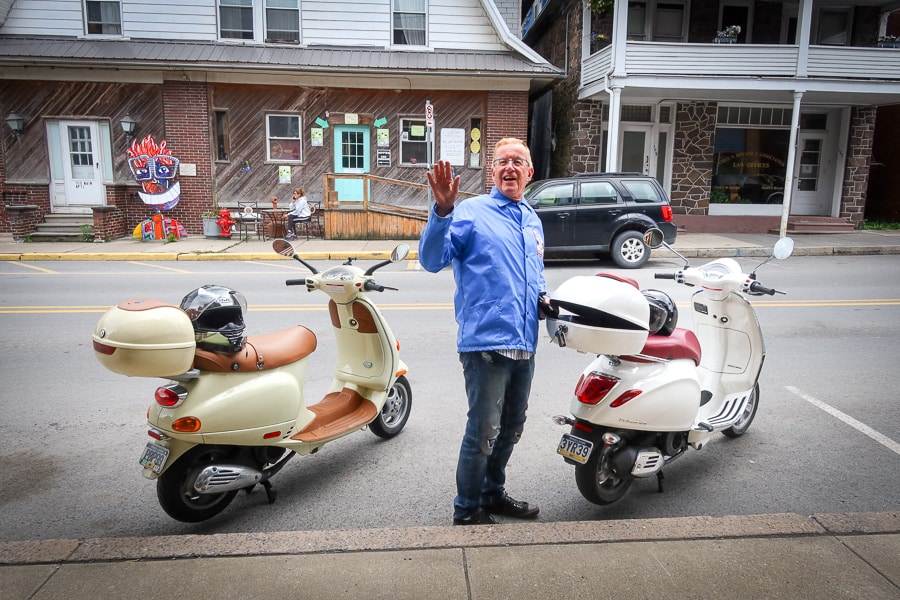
[524,173,677,269]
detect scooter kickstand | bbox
[656,470,665,493]
[262,480,277,504]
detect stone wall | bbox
[841,106,876,225]
[670,102,717,215]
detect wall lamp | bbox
[120,114,136,141]
[6,112,25,142]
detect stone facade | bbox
[671,102,717,216]
[841,106,876,225]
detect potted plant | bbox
[877,35,899,48]
[714,25,741,44]
[202,182,223,237]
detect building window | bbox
[817,8,852,46]
[393,0,426,46]
[654,3,686,42]
[400,118,427,165]
[267,114,302,162]
[215,111,230,162]
[266,0,300,43]
[220,0,254,40]
[85,0,122,35]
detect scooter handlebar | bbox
[747,281,777,296]
[286,279,307,286]
[654,273,677,280]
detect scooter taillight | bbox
[609,389,642,407]
[155,384,187,408]
[575,372,620,405]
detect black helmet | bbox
[642,289,677,336]
[180,285,248,352]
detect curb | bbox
[1,511,897,566]
[0,250,414,262]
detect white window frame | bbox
[399,117,428,166]
[392,0,427,47]
[627,1,688,42]
[219,0,255,41]
[266,113,303,163]
[265,0,301,43]
[84,0,122,36]
[815,6,853,46]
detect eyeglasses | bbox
[492,157,530,168]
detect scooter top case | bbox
[546,274,650,356]
[92,298,196,378]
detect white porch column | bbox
[606,85,623,172]
[780,90,805,238]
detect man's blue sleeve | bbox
[418,206,453,273]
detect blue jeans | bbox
[454,351,535,519]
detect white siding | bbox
[1,0,509,50]
[302,0,391,46]
[124,0,218,40]
[3,0,84,36]
[430,0,506,51]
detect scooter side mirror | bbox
[272,239,318,274]
[391,244,410,263]
[272,239,294,257]
[643,228,665,249]
[773,237,794,260]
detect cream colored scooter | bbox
[92,240,411,522]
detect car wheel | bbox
[611,231,650,269]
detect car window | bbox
[620,180,663,203]
[579,181,619,205]
[528,183,574,208]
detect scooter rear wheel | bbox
[574,448,633,505]
[157,445,239,523]
[370,375,412,439]
[722,383,759,438]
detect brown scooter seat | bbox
[193,326,318,372]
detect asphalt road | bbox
[0,253,898,542]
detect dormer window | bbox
[393,0,426,46]
[220,0,254,40]
[85,0,122,35]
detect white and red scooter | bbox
[546,230,793,505]
[92,240,412,522]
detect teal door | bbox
[333,125,370,202]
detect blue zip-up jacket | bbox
[418,187,546,354]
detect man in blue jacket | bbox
[419,138,546,525]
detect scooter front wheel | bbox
[157,445,239,523]
[574,447,633,505]
[369,375,412,439]
[722,383,759,438]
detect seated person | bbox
[285,187,311,239]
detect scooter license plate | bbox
[139,442,169,474]
[557,433,593,464]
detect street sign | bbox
[425,102,434,128]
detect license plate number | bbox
[557,433,593,464]
[139,442,170,474]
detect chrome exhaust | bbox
[192,465,263,494]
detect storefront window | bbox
[711,128,789,205]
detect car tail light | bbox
[661,205,673,222]
[575,372,620,405]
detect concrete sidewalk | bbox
[2,512,898,599]
[2,230,900,261]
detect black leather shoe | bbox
[483,495,539,519]
[453,509,497,525]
